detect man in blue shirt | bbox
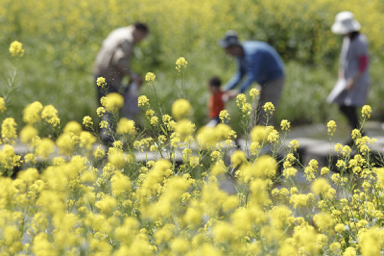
[219,31,285,126]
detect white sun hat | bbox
[331,11,361,34]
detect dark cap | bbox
[218,30,240,48]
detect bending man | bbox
[219,31,285,126]
[94,22,149,144]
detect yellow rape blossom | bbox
[63,121,82,135]
[362,105,372,119]
[343,247,356,256]
[20,125,38,144]
[150,116,159,126]
[231,151,247,167]
[327,120,337,136]
[95,195,117,216]
[35,138,55,158]
[97,107,106,117]
[250,88,259,99]
[334,223,346,233]
[267,128,279,144]
[172,99,192,120]
[288,139,299,151]
[83,116,93,128]
[250,125,267,144]
[1,117,17,144]
[93,146,106,159]
[283,167,297,179]
[175,119,195,139]
[263,102,275,115]
[9,41,24,57]
[41,105,60,127]
[175,57,188,71]
[0,97,6,113]
[56,133,74,155]
[23,101,43,124]
[146,109,154,118]
[96,77,107,88]
[145,72,156,82]
[219,110,230,122]
[100,120,108,129]
[280,119,290,131]
[311,178,331,196]
[116,118,136,135]
[138,95,150,107]
[80,131,96,150]
[236,93,247,107]
[109,151,126,169]
[102,93,124,113]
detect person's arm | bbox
[238,73,255,94]
[112,40,142,84]
[238,54,261,93]
[224,59,245,91]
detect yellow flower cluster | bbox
[280,119,290,131]
[145,72,156,82]
[197,123,235,150]
[311,178,335,199]
[138,95,150,107]
[82,116,93,128]
[1,118,17,144]
[63,121,82,135]
[250,126,268,145]
[23,101,43,124]
[249,88,259,100]
[263,102,275,115]
[0,145,22,169]
[80,131,97,150]
[41,105,60,127]
[9,41,24,57]
[172,98,192,120]
[175,119,195,140]
[2,41,384,255]
[175,57,188,71]
[96,77,107,88]
[20,125,38,144]
[289,139,299,151]
[101,93,124,113]
[219,110,230,122]
[362,105,372,119]
[0,97,6,113]
[116,118,136,135]
[231,150,247,167]
[96,107,105,117]
[327,120,337,136]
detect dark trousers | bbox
[339,105,359,131]
[95,78,125,146]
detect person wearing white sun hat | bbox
[328,11,370,142]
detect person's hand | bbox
[133,76,143,88]
[224,90,239,101]
[346,78,355,91]
[338,69,345,79]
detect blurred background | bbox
[1,0,384,132]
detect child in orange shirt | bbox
[207,77,227,127]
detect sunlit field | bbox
[1,0,384,128]
[2,0,384,255]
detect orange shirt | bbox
[208,91,225,118]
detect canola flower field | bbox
[1,0,384,128]
[1,42,384,255]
